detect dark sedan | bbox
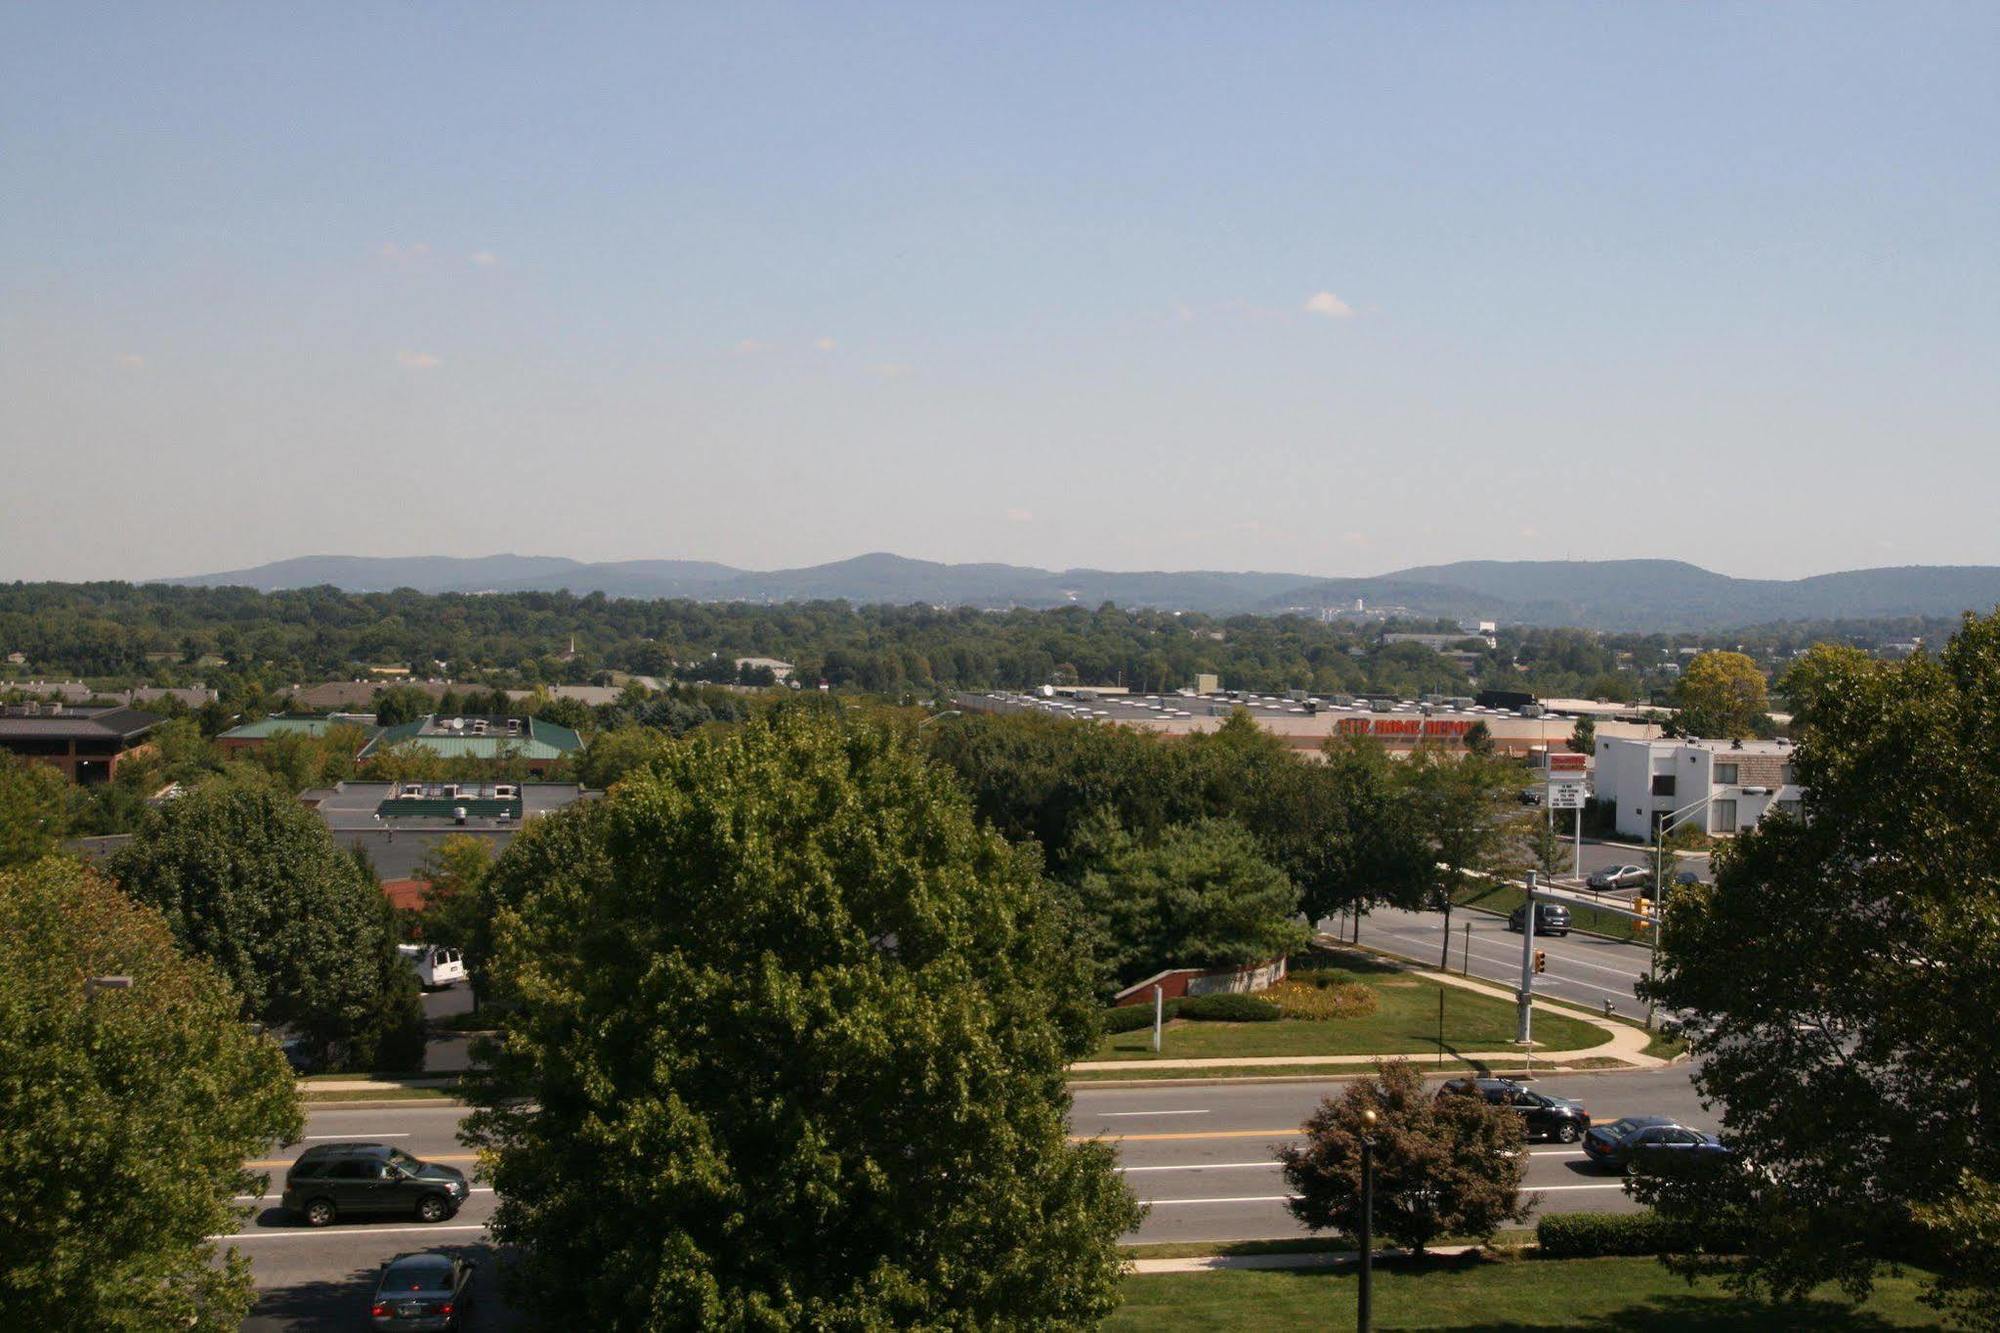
[1582,1116,1730,1173]
[1436,1076,1591,1143]
[371,1252,475,1331]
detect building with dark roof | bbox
[216,714,379,754]
[355,714,584,775]
[0,703,162,783]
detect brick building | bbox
[0,703,162,783]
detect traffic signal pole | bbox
[1516,870,1538,1046]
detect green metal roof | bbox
[356,715,584,763]
[218,715,378,742]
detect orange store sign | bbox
[1337,717,1475,741]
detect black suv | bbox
[1436,1076,1592,1143]
[1507,902,1572,936]
[282,1143,471,1227]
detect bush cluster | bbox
[1265,978,1378,1021]
[1100,999,1181,1034]
[1178,992,1281,1022]
[1537,1210,1741,1258]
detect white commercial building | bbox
[1593,736,1804,841]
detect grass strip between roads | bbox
[1455,878,1648,942]
[1090,953,1612,1064]
[1110,1254,1939,1329]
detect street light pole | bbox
[1516,871,1538,1046]
[1645,792,1715,1030]
[1358,1108,1377,1333]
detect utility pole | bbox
[1358,1109,1377,1333]
[1151,985,1163,1054]
[1516,871,1538,1046]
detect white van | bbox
[398,943,466,989]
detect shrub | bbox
[1101,999,1181,1034]
[1179,992,1281,1022]
[1266,978,1378,1021]
[1537,1210,1742,1257]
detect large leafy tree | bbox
[0,754,70,869]
[109,777,424,1068]
[1673,650,1769,739]
[1399,746,1526,970]
[1077,817,1309,988]
[466,714,1142,1328]
[1638,617,2000,1321]
[1279,1059,1531,1254]
[0,858,302,1331]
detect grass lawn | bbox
[1456,879,1649,943]
[1110,1254,1937,1330]
[1090,957,1612,1063]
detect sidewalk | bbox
[1130,1243,1482,1275]
[1070,963,1663,1073]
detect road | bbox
[1340,902,1658,1023]
[238,1065,1707,1327]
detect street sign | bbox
[1548,752,1588,775]
[1547,780,1587,809]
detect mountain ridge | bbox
[154,553,2000,629]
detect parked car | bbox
[1436,1076,1592,1143]
[1582,1116,1730,1173]
[1587,864,1649,890]
[283,1143,471,1227]
[1507,902,1572,936]
[400,943,467,989]
[371,1251,476,1331]
[1672,869,1703,887]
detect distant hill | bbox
[158,552,2000,628]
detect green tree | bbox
[1568,715,1596,754]
[1462,718,1494,755]
[1297,736,1433,925]
[1673,650,1769,739]
[109,780,423,1069]
[1636,620,2000,1317]
[0,755,70,869]
[1400,747,1526,970]
[465,714,1141,1327]
[371,685,433,727]
[0,857,302,1330]
[1077,818,1309,989]
[1279,1059,1531,1254]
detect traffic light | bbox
[1533,949,1547,975]
[1635,896,1652,928]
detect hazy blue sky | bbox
[4,4,1996,583]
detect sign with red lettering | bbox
[1549,752,1588,774]
[1337,717,1476,741]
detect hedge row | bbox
[1101,999,1181,1034]
[1178,992,1281,1022]
[1537,1210,1742,1258]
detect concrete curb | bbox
[1130,1242,1486,1274]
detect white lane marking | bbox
[1118,1162,1281,1173]
[1100,1110,1209,1118]
[305,1106,466,1115]
[1369,928,1641,1000]
[212,1223,488,1241]
[1142,1182,1628,1207]
[1529,1148,1586,1157]
[303,1133,411,1140]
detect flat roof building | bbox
[0,703,162,784]
[1594,735,1802,841]
[356,714,584,775]
[216,714,379,753]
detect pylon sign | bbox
[1547,779,1588,809]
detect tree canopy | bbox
[1673,650,1769,739]
[0,755,70,870]
[109,779,424,1069]
[465,713,1142,1327]
[1639,614,2000,1322]
[1279,1059,1531,1254]
[0,857,301,1331]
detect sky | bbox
[3,4,1997,584]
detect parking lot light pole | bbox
[1645,794,1715,1029]
[1358,1108,1378,1333]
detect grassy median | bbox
[1111,1254,1936,1329]
[1089,957,1612,1063]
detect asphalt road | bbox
[1341,902,1658,1023]
[237,1065,1708,1327]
